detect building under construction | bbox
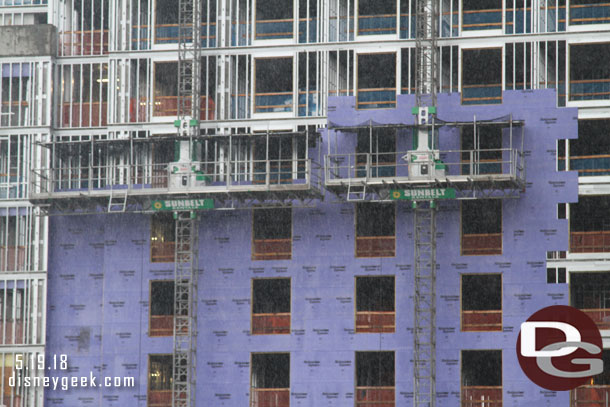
[0,0,608,406]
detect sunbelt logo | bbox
[516,305,603,391]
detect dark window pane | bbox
[251,353,290,388]
[357,203,395,237]
[358,54,396,89]
[547,268,556,284]
[461,350,502,386]
[462,49,502,86]
[256,58,293,93]
[253,279,291,313]
[462,200,501,235]
[151,281,174,316]
[356,276,395,312]
[462,274,501,311]
[356,351,395,387]
[557,268,566,284]
[253,208,292,239]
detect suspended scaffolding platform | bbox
[324,118,526,200]
[28,130,324,211]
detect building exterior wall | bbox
[44,90,580,406]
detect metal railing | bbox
[255,19,293,40]
[462,9,502,31]
[357,14,397,35]
[570,3,610,25]
[462,84,502,105]
[356,88,396,109]
[572,386,610,407]
[570,79,610,101]
[31,158,321,199]
[251,313,291,334]
[355,311,395,333]
[252,238,292,260]
[355,386,395,407]
[59,30,109,56]
[251,388,290,407]
[325,149,524,184]
[254,92,293,113]
[559,154,610,176]
[462,233,502,256]
[462,386,502,407]
[461,310,502,332]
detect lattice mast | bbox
[173,0,201,405]
[413,0,439,406]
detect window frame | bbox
[149,280,174,337]
[355,202,396,258]
[460,199,502,256]
[460,273,502,332]
[251,207,293,260]
[150,213,175,263]
[355,275,396,333]
[250,352,291,407]
[251,277,291,335]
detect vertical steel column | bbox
[178,0,202,124]
[413,1,439,403]
[415,0,438,108]
[173,212,199,407]
[413,203,437,407]
[174,0,201,404]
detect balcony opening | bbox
[461,350,502,407]
[356,276,395,333]
[570,0,610,26]
[461,125,502,175]
[355,351,395,407]
[0,217,26,272]
[148,354,172,407]
[356,128,396,177]
[570,43,610,101]
[155,0,178,44]
[462,48,502,105]
[255,0,293,39]
[358,0,396,35]
[253,135,304,184]
[461,200,502,255]
[565,119,610,176]
[0,287,24,345]
[357,53,396,109]
[150,213,175,263]
[462,0,502,31]
[571,272,610,329]
[254,58,293,113]
[505,42,535,90]
[1,63,33,128]
[59,64,108,128]
[149,281,173,337]
[251,353,290,407]
[461,274,502,332]
[252,278,290,334]
[356,203,395,258]
[252,208,292,260]
[298,0,318,42]
[571,350,610,406]
[59,0,109,56]
[570,196,610,252]
[153,61,215,119]
[153,62,177,117]
[298,52,318,116]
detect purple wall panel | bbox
[46,89,577,406]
